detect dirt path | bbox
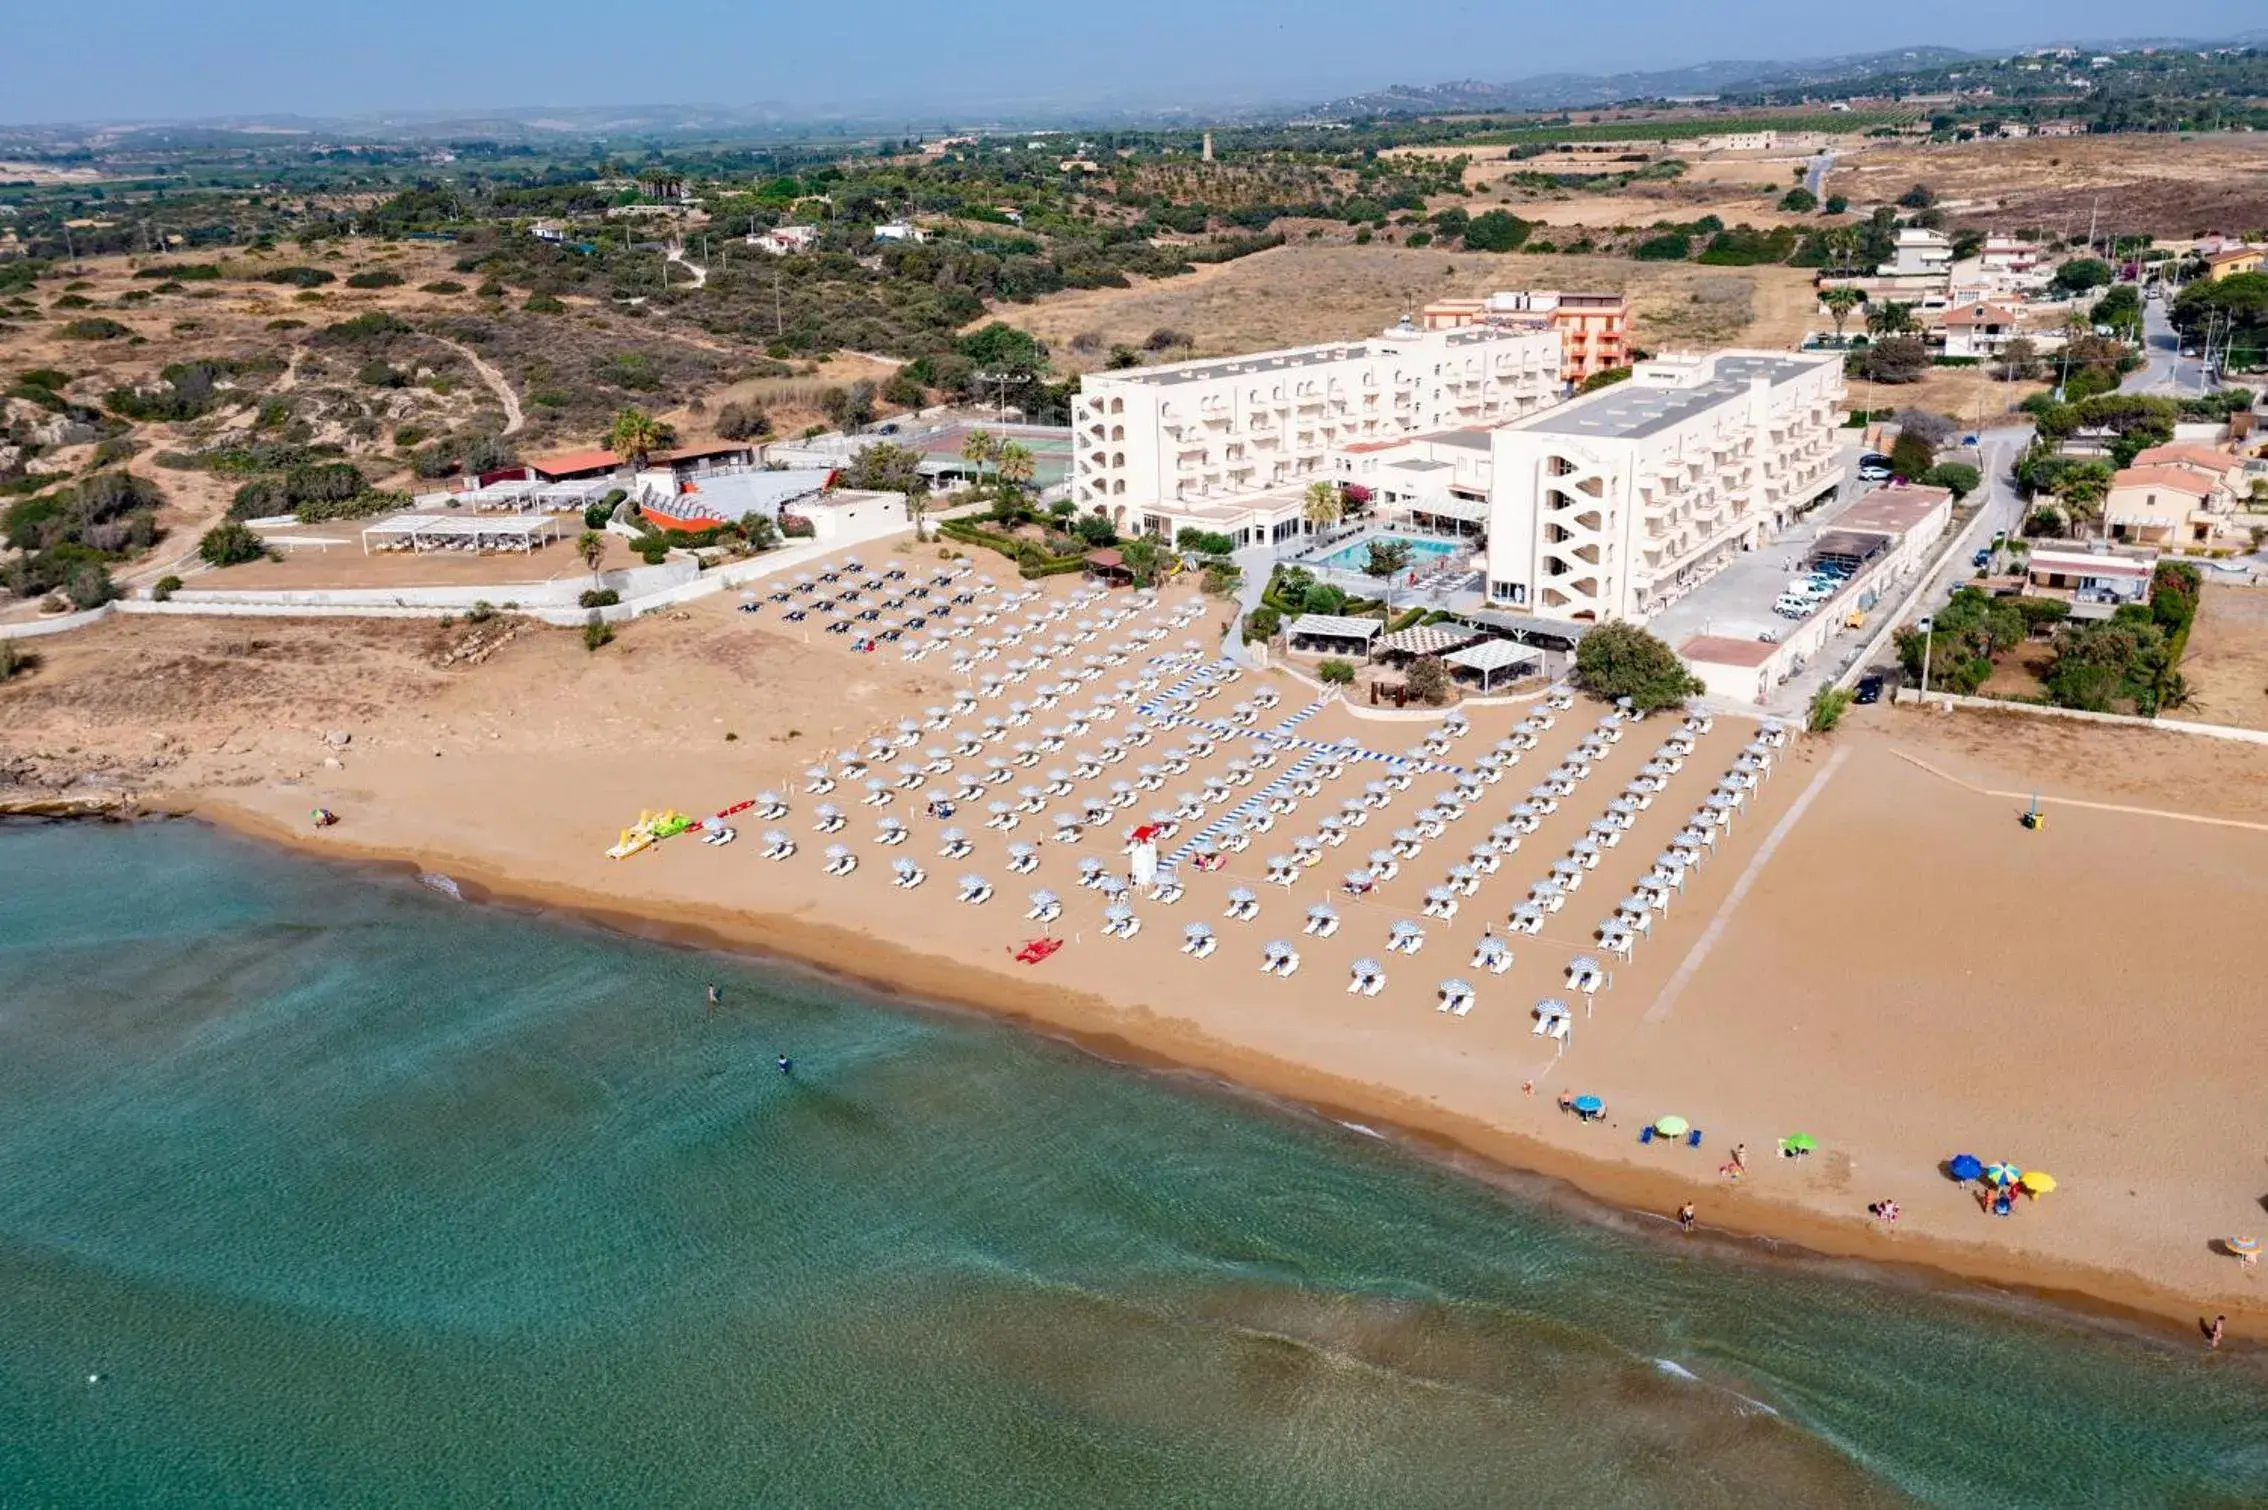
[432,337,524,436]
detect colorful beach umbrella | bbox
[1654,1116,1689,1138]
[1948,1154,1984,1182]
[1784,1133,1817,1154]
[2019,1171,2056,1194]
[1572,1095,1603,1115]
[1983,1162,2022,1187]
[2229,1237,2261,1257]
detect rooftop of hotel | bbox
[1508,353,1830,442]
[1080,323,1550,388]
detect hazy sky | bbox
[10,0,2263,124]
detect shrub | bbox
[1572,621,1702,713]
[583,615,614,651]
[578,588,621,608]
[199,520,269,567]
[1632,232,1691,261]
[585,488,627,529]
[1317,658,1357,686]
[259,266,336,288]
[356,359,407,388]
[1807,685,1853,733]
[1921,462,1981,501]
[1243,605,1282,643]
[476,279,506,298]
[1405,655,1450,704]
[58,317,131,341]
[524,292,566,314]
[1779,187,1818,213]
[1463,210,1532,252]
[715,401,771,441]
[1579,366,1632,394]
[0,640,36,681]
[345,270,404,289]
[152,574,183,601]
[63,563,119,610]
[420,280,466,295]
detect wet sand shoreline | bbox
[131,793,2260,1350]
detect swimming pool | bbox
[1310,533,1471,573]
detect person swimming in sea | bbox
[776,1054,794,1077]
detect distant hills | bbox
[1308,47,1979,118]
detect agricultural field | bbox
[1828,133,2268,238]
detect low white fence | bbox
[1894,686,2268,748]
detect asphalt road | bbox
[2128,297,2211,394]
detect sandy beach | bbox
[7,542,2267,1339]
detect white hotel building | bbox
[1071,322,1562,547]
[1481,351,1846,624]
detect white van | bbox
[1772,595,1814,618]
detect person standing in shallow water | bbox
[1676,1202,1697,1233]
[777,1054,794,1077]
[705,983,720,1014]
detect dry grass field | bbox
[1828,133,2268,235]
[2175,583,2268,731]
[990,242,1824,369]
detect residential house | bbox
[1937,303,2023,359]
[872,222,930,244]
[2202,245,2263,281]
[2104,450,2252,548]
[747,224,821,255]
[2025,546,2157,613]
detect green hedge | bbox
[938,518,1083,578]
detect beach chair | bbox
[1225,888,1260,922]
[760,830,796,861]
[1422,887,1460,921]
[1218,829,1251,854]
[1471,936,1512,974]
[804,767,837,795]
[1026,889,1062,924]
[1101,902,1141,940]
[1367,850,1400,883]
[1247,807,1280,833]
[1547,1015,1570,1044]
[1264,855,1299,888]
[813,804,846,834]
[1182,923,1218,959]
[877,818,908,847]
[1150,875,1184,905]
[1508,902,1545,936]
[1387,920,1426,956]
[823,845,858,878]
[1077,857,1108,889]
[1005,843,1039,876]
[1304,903,1340,939]
[958,874,993,905]
[1566,956,1606,996]
[891,858,926,890]
[1449,863,1482,896]
[755,792,790,820]
[1437,979,1475,1015]
[1348,958,1386,996]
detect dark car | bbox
[1855,675,1885,705]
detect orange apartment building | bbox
[1420,289,1629,387]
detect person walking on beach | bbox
[1676,1202,1696,1234]
[776,1053,794,1078]
[2208,1315,2226,1350]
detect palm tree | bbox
[996,441,1034,493]
[1119,535,1162,587]
[1865,300,1916,338]
[1820,287,1863,343]
[2054,464,2113,541]
[1302,479,1342,534]
[607,408,666,474]
[960,428,997,492]
[577,529,607,586]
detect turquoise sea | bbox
[1,820,2263,1508]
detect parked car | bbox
[1856,462,1892,483]
[1772,595,1814,618]
[1855,675,1884,705]
[1972,548,1994,569]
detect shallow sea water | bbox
[1,821,2263,1508]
